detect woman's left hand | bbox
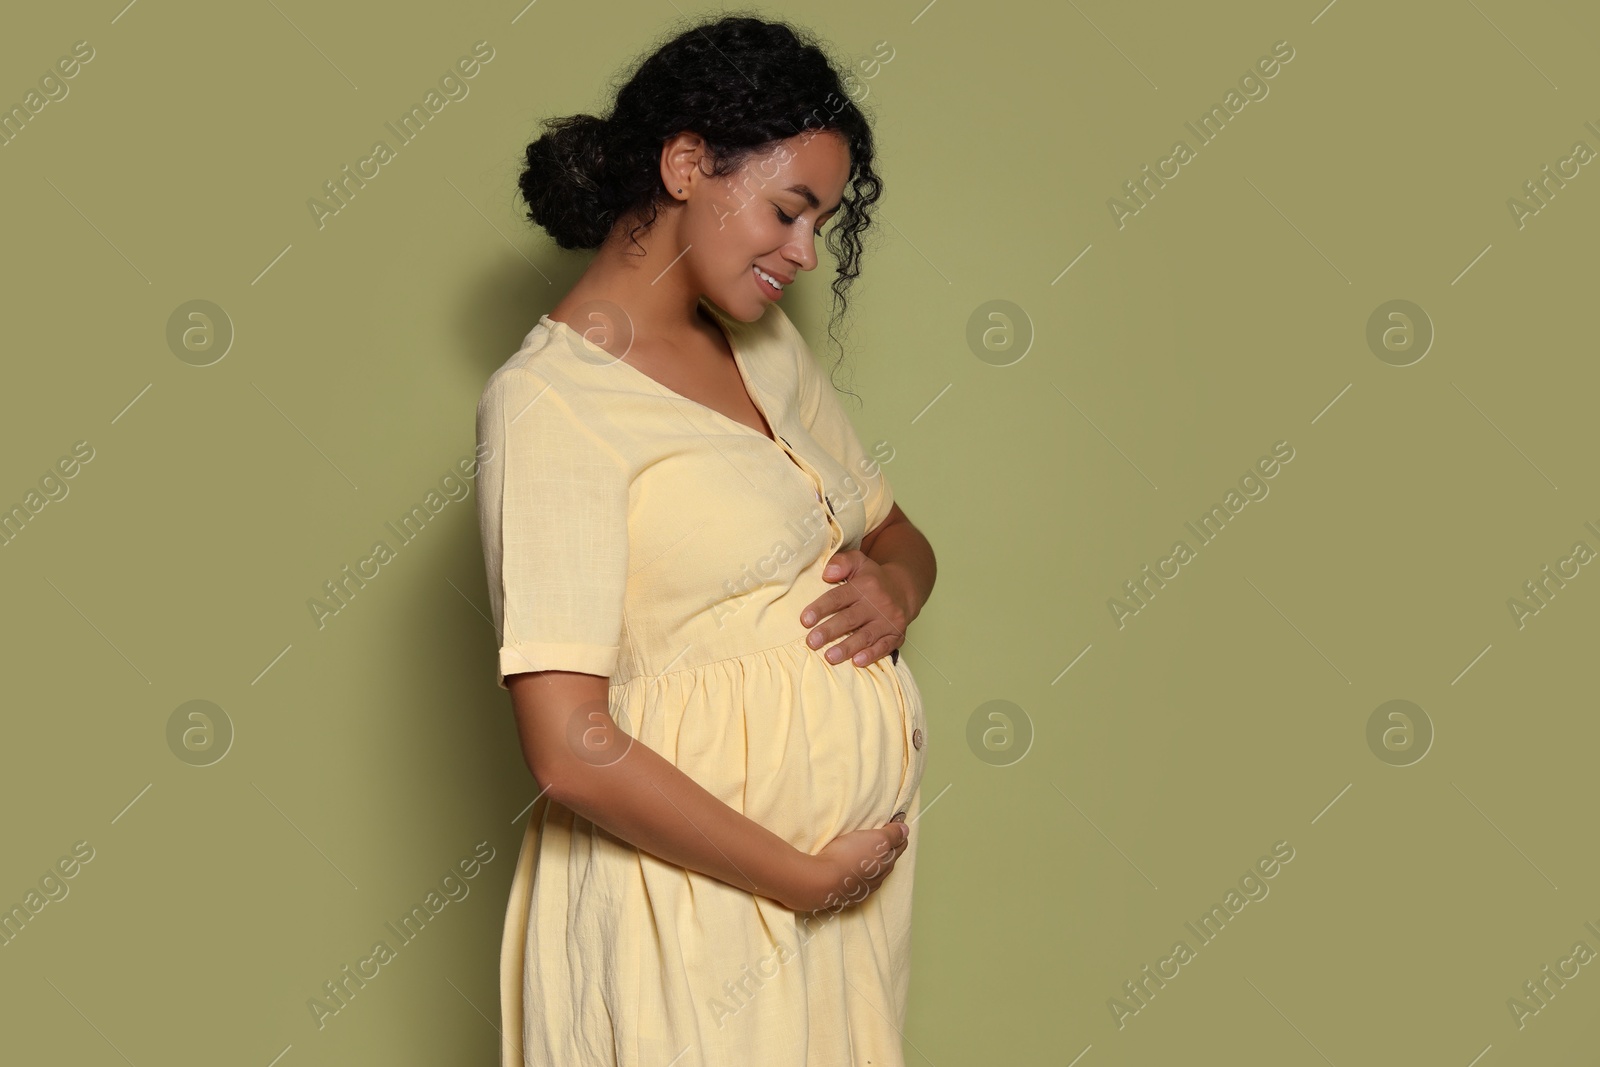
[799,550,908,667]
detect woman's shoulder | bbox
[477,321,647,469]
[476,323,596,427]
[480,317,598,399]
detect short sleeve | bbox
[786,315,895,536]
[476,368,630,688]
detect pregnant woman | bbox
[475,16,937,1066]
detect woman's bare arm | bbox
[506,669,819,909]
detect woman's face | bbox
[680,130,851,320]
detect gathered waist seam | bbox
[610,634,897,687]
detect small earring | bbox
[677,187,683,194]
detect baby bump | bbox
[611,634,925,855]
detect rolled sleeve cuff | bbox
[497,642,620,688]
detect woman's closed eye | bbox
[774,207,824,237]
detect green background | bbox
[3,0,1598,1063]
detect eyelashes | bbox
[774,206,824,238]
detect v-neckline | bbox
[540,296,777,444]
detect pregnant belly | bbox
[609,631,928,854]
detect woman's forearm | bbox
[534,711,813,908]
[868,519,936,622]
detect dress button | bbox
[890,810,907,823]
[912,728,924,750]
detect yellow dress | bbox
[475,295,929,1066]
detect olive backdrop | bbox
[2,1,1598,1064]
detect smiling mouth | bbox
[753,265,789,297]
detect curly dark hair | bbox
[517,13,884,376]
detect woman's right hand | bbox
[781,820,911,915]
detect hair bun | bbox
[519,113,616,250]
